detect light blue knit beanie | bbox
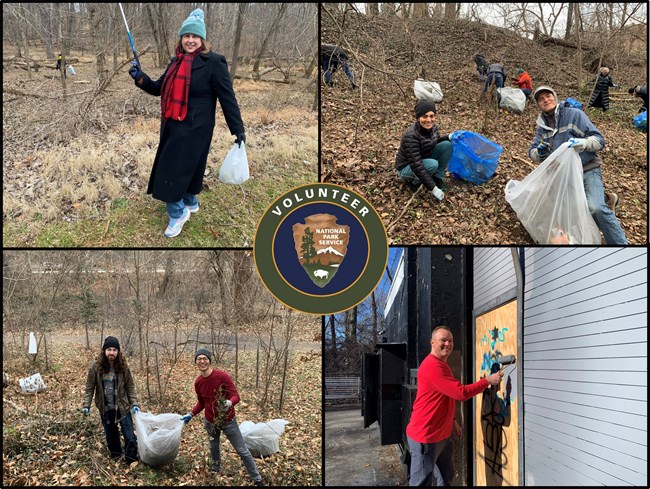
[179,9,206,40]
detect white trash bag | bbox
[414,79,443,103]
[497,87,526,113]
[219,142,249,184]
[19,373,46,394]
[239,419,289,457]
[505,142,601,244]
[134,411,184,466]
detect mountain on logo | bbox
[317,246,344,257]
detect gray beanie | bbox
[194,348,212,363]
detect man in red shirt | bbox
[180,349,264,486]
[405,326,503,486]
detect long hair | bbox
[96,349,128,374]
[175,37,210,54]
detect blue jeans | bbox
[407,435,453,486]
[166,193,198,219]
[483,72,504,92]
[583,167,627,244]
[101,409,138,462]
[322,57,355,85]
[397,140,452,187]
[521,88,531,98]
[204,417,261,482]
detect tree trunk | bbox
[574,3,582,95]
[367,3,379,16]
[564,3,574,40]
[253,4,289,77]
[413,3,428,18]
[444,3,457,19]
[230,3,248,77]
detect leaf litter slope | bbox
[321,11,647,244]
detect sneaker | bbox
[210,462,220,473]
[254,480,264,486]
[403,180,420,192]
[186,202,199,213]
[605,192,619,216]
[431,186,444,201]
[164,207,190,238]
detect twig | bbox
[102,220,111,239]
[511,155,537,171]
[386,185,423,232]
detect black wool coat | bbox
[588,74,614,110]
[135,51,245,203]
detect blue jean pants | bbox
[101,409,138,462]
[583,167,627,244]
[322,58,355,85]
[407,435,453,486]
[483,73,504,92]
[204,417,261,482]
[166,193,198,219]
[397,140,452,187]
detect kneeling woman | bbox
[130,9,245,238]
[395,101,452,201]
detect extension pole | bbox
[118,3,140,67]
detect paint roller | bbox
[496,354,516,374]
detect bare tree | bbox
[230,3,249,77]
[253,3,289,78]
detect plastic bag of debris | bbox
[414,79,443,102]
[134,411,184,466]
[505,142,601,244]
[239,419,289,457]
[19,373,46,394]
[497,87,526,113]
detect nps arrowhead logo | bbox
[292,214,349,287]
[254,183,387,315]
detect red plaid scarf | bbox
[161,48,197,121]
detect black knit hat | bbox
[194,348,212,363]
[415,100,436,118]
[102,336,120,351]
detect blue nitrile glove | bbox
[82,407,89,416]
[536,141,551,159]
[128,62,141,80]
[180,413,193,424]
[568,138,588,152]
[235,133,246,148]
[132,406,140,415]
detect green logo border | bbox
[254,183,388,315]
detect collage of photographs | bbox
[2,2,647,487]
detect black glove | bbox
[128,62,141,81]
[235,133,246,148]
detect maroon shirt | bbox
[191,369,240,423]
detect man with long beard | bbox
[82,336,140,463]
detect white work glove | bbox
[568,137,601,153]
[219,399,233,412]
[431,186,444,201]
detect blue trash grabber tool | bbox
[118,3,140,68]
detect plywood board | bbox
[475,300,519,486]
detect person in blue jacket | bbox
[528,86,627,245]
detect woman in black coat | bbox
[129,9,245,238]
[588,67,617,112]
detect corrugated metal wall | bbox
[522,247,648,486]
[474,248,516,310]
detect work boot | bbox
[605,192,619,216]
[254,479,265,486]
[210,462,220,473]
[433,176,448,192]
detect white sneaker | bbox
[431,186,445,201]
[164,208,191,238]
[186,202,199,213]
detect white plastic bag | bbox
[19,373,46,394]
[134,411,184,466]
[28,332,38,354]
[239,419,289,457]
[414,79,443,103]
[505,142,601,244]
[497,87,526,113]
[219,142,249,184]
[68,65,76,76]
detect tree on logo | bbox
[301,227,316,264]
